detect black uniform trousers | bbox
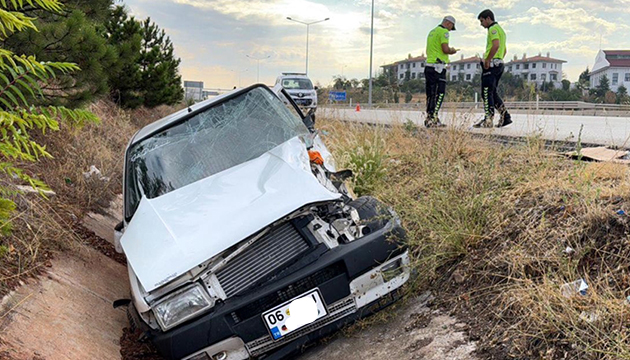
[481,63,506,119]
[424,66,446,120]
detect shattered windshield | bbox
[125,87,311,219]
[282,78,313,90]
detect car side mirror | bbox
[114,221,124,253]
[314,86,319,90]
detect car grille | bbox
[230,262,347,323]
[216,222,309,298]
[246,297,357,357]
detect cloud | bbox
[126,0,630,87]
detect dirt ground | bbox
[298,292,477,360]
[0,197,478,360]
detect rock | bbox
[452,269,465,284]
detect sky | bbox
[122,0,630,89]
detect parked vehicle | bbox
[275,73,318,114]
[114,84,410,360]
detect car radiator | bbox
[216,222,310,297]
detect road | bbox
[320,107,630,148]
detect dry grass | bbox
[318,116,630,359]
[0,100,178,299]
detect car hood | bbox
[121,137,341,292]
[286,89,316,97]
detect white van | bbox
[275,73,318,112]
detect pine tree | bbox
[104,6,143,108]
[577,67,590,90]
[139,18,183,107]
[2,0,117,107]
[0,0,98,233]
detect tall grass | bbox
[318,115,630,359]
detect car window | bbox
[125,87,311,219]
[281,78,313,90]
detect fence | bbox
[324,101,630,117]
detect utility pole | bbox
[286,17,330,75]
[368,0,374,107]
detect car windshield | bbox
[125,86,311,219]
[281,78,313,90]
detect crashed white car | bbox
[114,84,410,360]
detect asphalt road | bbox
[320,107,630,148]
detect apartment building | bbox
[506,53,566,88]
[448,55,482,81]
[381,54,427,84]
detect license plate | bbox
[262,289,327,340]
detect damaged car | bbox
[114,84,410,360]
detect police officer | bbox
[473,9,512,128]
[424,16,458,128]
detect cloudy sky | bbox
[123,0,630,89]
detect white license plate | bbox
[262,289,328,340]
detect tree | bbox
[104,6,143,108]
[139,18,184,107]
[2,0,117,107]
[617,85,629,104]
[404,91,412,103]
[577,67,590,91]
[0,0,97,233]
[333,76,347,90]
[562,79,571,91]
[592,75,610,102]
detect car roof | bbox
[130,84,270,147]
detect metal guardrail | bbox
[324,101,630,117]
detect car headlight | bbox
[153,284,214,331]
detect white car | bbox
[114,84,410,360]
[275,73,318,113]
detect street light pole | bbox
[368,0,374,107]
[286,17,330,75]
[246,55,270,83]
[230,68,249,87]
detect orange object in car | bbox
[308,150,324,165]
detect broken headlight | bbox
[153,284,214,331]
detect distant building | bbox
[591,50,630,92]
[184,80,204,101]
[381,54,427,84]
[505,52,566,88]
[449,55,482,82]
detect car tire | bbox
[348,196,391,235]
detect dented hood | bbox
[121,137,340,292]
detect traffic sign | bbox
[329,91,347,101]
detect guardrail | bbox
[323,101,630,117]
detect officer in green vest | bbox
[473,9,512,128]
[424,16,458,127]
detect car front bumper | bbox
[134,221,409,360]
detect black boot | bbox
[496,105,512,127]
[496,112,512,127]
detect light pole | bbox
[231,68,249,87]
[368,0,374,107]
[246,55,270,83]
[286,17,330,75]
